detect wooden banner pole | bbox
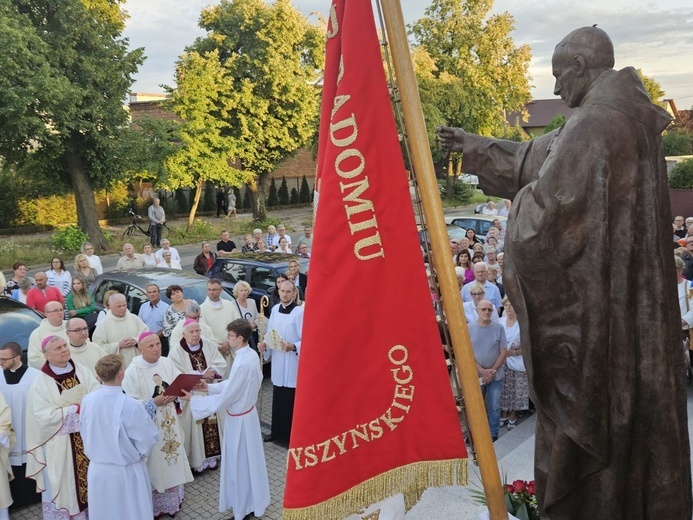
[379,1,507,518]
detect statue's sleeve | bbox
[463,130,558,199]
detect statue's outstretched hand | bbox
[437,126,466,154]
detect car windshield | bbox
[0,305,43,351]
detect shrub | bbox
[290,187,299,205]
[239,216,282,234]
[299,175,311,203]
[171,219,214,242]
[669,158,693,189]
[51,225,89,253]
[267,178,279,207]
[278,176,290,206]
[437,179,474,205]
[663,129,693,156]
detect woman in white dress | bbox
[499,296,528,430]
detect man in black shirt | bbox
[216,230,238,257]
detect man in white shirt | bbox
[138,284,170,354]
[116,243,145,270]
[81,354,160,520]
[277,224,292,246]
[482,200,499,215]
[259,280,303,444]
[460,262,502,310]
[155,239,181,265]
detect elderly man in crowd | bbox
[148,197,166,248]
[123,332,193,518]
[258,280,303,445]
[277,224,292,247]
[169,300,219,353]
[200,279,242,379]
[469,299,507,442]
[460,262,502,310]
[27,335,99,519]
[65,318,107,377]
[116,243,145,270]
[81,354,160,520]
[155,239,181,265]
[28,300,68,369]
[295,226,312,253]
[26,272,64,312]
[0,342,41,509]
[92,293,148,368]
[169,319,225,473]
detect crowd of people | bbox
[439,202,529,442]
[0,221,313,519]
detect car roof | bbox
[92,268,214,288]
[444,214,507,224]
[214,253,307,267]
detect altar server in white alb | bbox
[184,319,269,520]
[26,335,99,520]
[123,332,193,518]
[0,341,41,509]
[168,318,225,473]
[258,280,303,444]
[0,392,15,520]
[81,354,160,520]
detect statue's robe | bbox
[462,67,691,519]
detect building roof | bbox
[506,99,576,129]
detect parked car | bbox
[90,268,236,316]
[445,215,507,243]
[205,253,310,307]
[0,296,44,364]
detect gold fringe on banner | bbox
[282,458,468,520]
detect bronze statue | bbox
[439,27,692,519]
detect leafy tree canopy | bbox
[186,0,325,220]
[0,0,144,248]
[663,128,693,157]
[668,158,693,189]
[636,69,666,109]
[410,0,532,137]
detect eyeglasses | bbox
[45,308,64,313]
[470,292,484,296]
[67,327,89,333]
[479,308,494,312]
[0,354,18,364]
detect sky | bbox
[122,0,693,109]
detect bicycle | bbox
[122,209,171,240]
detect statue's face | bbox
[552,50,584,108]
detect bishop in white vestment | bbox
[0,342,41,508]
[81,355,160,520]
[26,336,99,520]
[168,319,225,472]
[187,319,269,519]
[122,332,193,517]
[0,392,15,520]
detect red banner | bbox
[283,1,467,518]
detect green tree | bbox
[637,69,666,109]
[267,178,279,207]
[411,0,532,137]
[190,0,324,221]
[290,187,299,205]
[668,158,693,189]
[165,50,253,228]
[0,0,144,250]
[544,114,567,134]
[121,116,181,187]
[663,129,693,156]
[299,175,311,203]
[278,177,290,206]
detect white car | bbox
[444,214,507,243]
